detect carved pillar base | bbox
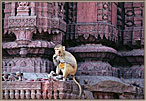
[68,44,119,77]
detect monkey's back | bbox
[64,51,77,72]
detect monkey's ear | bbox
[63,46,65,51]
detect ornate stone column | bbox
[8,2,36,57]
[11,2,15,16]
[3,2,54,73]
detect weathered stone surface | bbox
[118,49,144,56]
[77,3,97,22]
[123,65,144,79]
[23,73,48,80]
[77,76,127,85]
[76,61,119,77]
[83,90,94,99]
[77,76,143,99]
[124,79,144,88]
[86,80,135,93]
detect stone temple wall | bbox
[2,2,144,99]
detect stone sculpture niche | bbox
[17,2,29,16]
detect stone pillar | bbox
[55,2,58,18]
[15,90,19,99]
[31,90,35,99]
[4,89,9,99]
[20,90,24,99]
[36,90,41,99]
[4,2,12,34]
[10,90,14,99]
[25,89,30,99]
[112,3,117,26]
[30,2,35,16]
[11,2,15,16]
[42,2,48,32]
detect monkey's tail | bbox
[73,76,82,98]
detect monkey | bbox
[15,71,24,81]
[53,44,82,98]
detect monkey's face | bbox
[54,45,65,56]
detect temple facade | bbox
[2,2,144,99]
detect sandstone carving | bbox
[2,2,144,100]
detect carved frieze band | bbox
[68,22,118,42]
[8,16,36,29]
[37,18,66,34]
[2,58,53,73]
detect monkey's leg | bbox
[62,63,69,81]
[66,64,76,75]
[61,69,67,81]
[56,66,60,75]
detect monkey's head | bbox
[54,44,65,56]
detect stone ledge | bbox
[77,76,127,85]
[2,81,42,90]
[118,49,144,56]
[2,79,80,99]
[68,44,117,54]
[3,41,55,49]
[67,44,118,62]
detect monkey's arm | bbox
[53,54,59,66]
[53,54,65,66]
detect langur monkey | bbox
[53,44,82,98]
